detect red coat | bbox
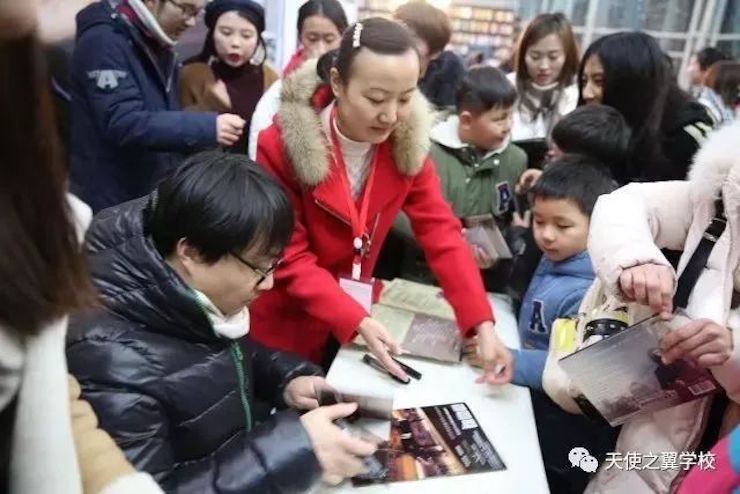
[250,60,494,364]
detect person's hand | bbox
[511,210,531,228]
[209,79,232,109]
[357,317,408,381]
[216,113,245,147]
[618,263,675,318]
[516,169,543,194]
[473,321,513,385]
[660,319,733,367]
[300,403,378,485]
[283,376,333,410]
[470,244,495,269]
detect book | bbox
[558,314,720,426]
[354,279,463,363]
[462,214,512,262]
[352,402,506,486]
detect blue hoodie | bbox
[512,251,594,389]
[68,1,218,212]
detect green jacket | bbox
[389,114,527,287]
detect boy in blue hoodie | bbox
[512,155,617,389]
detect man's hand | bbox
[660,319,733,367]
[283,376,333,410]
[216,113,245,147]
[300,403,378,485]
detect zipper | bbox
[229,342,253,432]
[314,198,351,227]
[188,288,253,432]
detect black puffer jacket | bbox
[67,198,323,493]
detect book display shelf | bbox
[357,1,517,59]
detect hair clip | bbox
[352,22,363,48]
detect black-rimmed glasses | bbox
[167,0,203,19]
[230,252,282,285]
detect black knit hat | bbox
[204,0,265,33]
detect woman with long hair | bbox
[508,13,580,141]
[579,32,714,183]
[180,0,277,154]
[0,2,161,492]
[248,0,348,158]
[252,18,513,385]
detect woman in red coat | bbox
[253,17,512,384]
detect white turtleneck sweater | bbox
[320,103,375,199]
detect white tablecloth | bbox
[317,293,550,494]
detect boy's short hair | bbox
[456,66,517,116]
[146,151,294,263]
[530,154,618,217]
[550,104,631,180]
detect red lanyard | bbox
[330,106,378,280]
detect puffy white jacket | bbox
[546,120,740,493]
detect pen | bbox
[390,355,422,380]
[362,354,410,384]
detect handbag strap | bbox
[673,197,727,309]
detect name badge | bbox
[339,275,374,313]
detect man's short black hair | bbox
[456,65,517,116]
[551,104,632,184]
[530,154,618,217]
[146,151,294,263]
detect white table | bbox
[319,294,550,494]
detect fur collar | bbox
[277,58,432,187]
[688,121,740,205]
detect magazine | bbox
[352,402,506,486]
[558,314,720,426]
[354,279,463,363]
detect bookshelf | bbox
[357,1,517,60]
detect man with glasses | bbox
[67,151,379,492]
[69,0,246,212]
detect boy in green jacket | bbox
[395,66,527,291]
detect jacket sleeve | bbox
[68,338,321,494]
[73,32,217,151]
[588,181,695,297]
[403,158,494,336]
[256,130,368,344]
[245,338,324,408]
[511,349,547,390]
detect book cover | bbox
[558,314,720,426]
[353,402,506,486]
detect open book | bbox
[558,314,720,426]
[354,279,463,363]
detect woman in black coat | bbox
[67,152,377,493]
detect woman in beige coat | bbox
[545,120,740,493]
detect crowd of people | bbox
[1,0,740,493]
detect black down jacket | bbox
[67,198,323,493]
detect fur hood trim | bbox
[688,120,740,201]
[277,58,433,187]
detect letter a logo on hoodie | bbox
[529,299,546,333]
[87,70,128,90]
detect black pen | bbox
[390,355,422,380]
[362,354,410,384]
